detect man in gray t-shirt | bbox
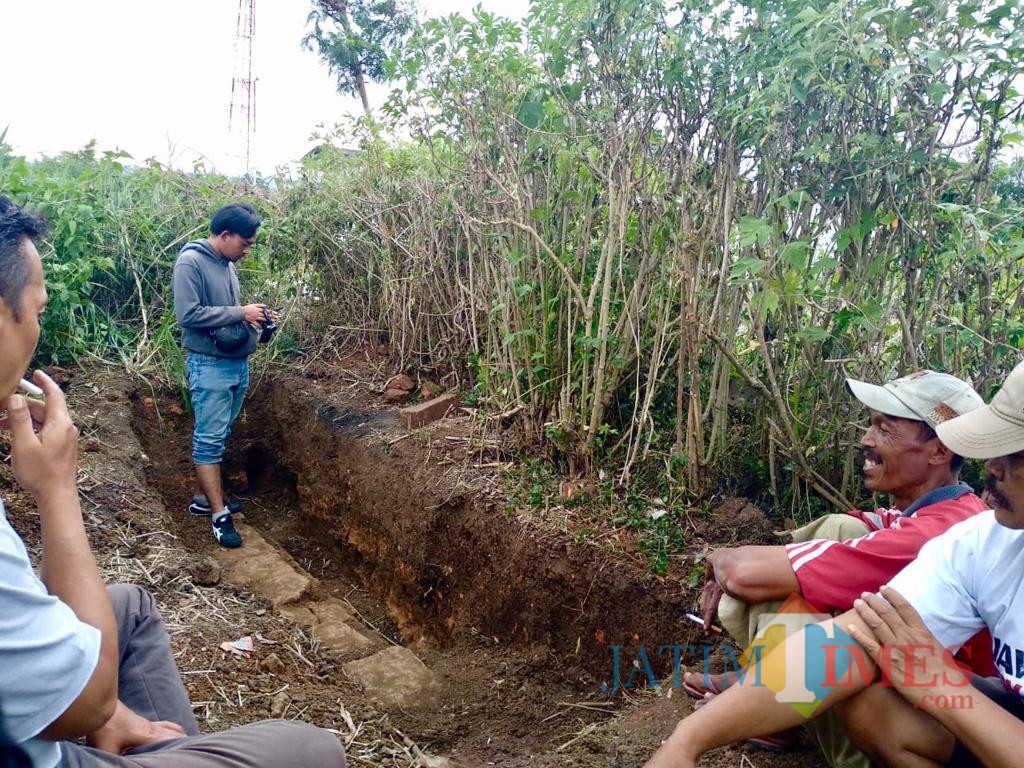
[171,203,277,548]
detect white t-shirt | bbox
[889,510,1024,696]
[0,497,101,767]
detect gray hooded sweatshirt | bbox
[172,240,257,358]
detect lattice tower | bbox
[229,0,257,176]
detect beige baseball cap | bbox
[936,360,1024,459]
[846,370,984,429]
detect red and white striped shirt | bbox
[786,493,988,614]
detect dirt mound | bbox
[702,496,776,544]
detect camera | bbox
[259,307,279,344]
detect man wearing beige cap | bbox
[688,370,989,760]
[645,360,1024,768]
[841,359,1024,766]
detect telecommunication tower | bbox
[229,0,257,176]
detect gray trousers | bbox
[61,585,346,768]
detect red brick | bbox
[385,373,415,392]
[400,394,460,429]
[383,388,411,404]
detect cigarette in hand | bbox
[686,613,722,633]
[18,378,44,398]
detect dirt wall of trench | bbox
[238,377,701,685]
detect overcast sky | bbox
[0,0,529,177]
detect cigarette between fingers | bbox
[685,613,723,633]
[18,378,44,398]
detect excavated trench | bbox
[130,372,709,762]
[239,377,694,676]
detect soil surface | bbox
[0,359,828,767]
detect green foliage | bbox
[4,0,1024,574]
[299,0,1024,523]
[613,494,688,574]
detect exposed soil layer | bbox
[130,376,630,760]
[0,361,826,767]
[239,376,705,682]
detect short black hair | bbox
[918,422,965,473]
[210,203,261,238]
[0,196,46,320]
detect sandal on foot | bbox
[681,673,727,700]
[744,728,800,752]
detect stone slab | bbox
[215,524,316,607]
[309,598,355,625]
[343,646,440,710]
[307,597,372,656]
[278,604,316,628]
[313,619,374,657]
[400,394,460,430]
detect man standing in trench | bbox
[0,195,345,766]
[172,203,277,548]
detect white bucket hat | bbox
[936,360,1024,459]
[846,370,984,429]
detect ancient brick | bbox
[216,525,317,607]
[343,646,440,709]
[312,619,374,657]
[383,388,411,404]
[385,373,416,392]
[419,381,443,399]
[400,394,460,429]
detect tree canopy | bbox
[304,0,417,115]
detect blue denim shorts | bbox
[186,353,249,465]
